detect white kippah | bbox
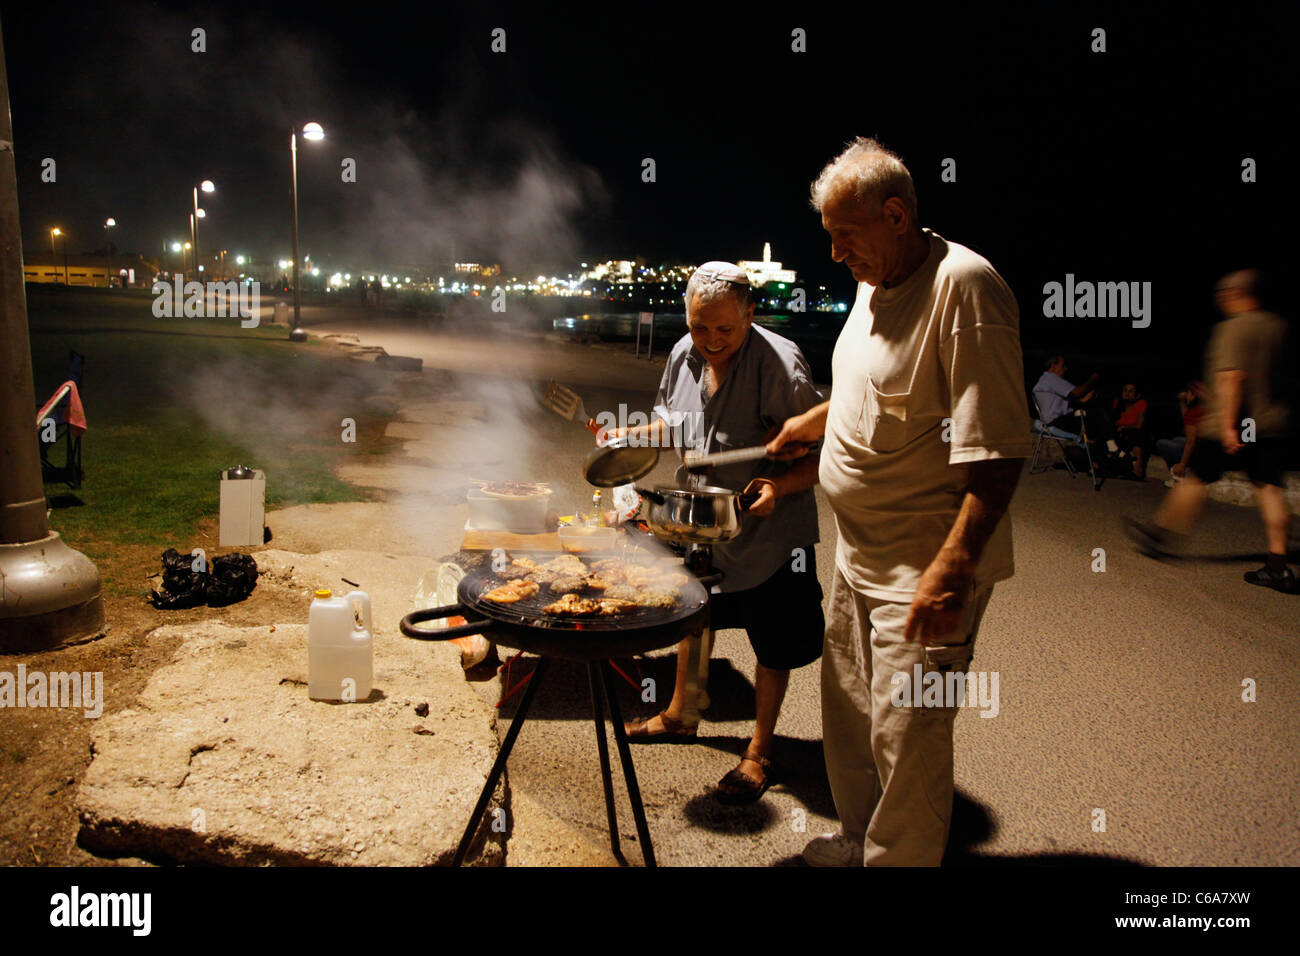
[691,261,750,285]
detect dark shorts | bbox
[1187,436,1288,487]
[709,545,825,671]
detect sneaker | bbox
[803,831,863,867]
[1244,565,1298,594]
[1163,475,1181,488]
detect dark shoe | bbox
[1123,516,1177,560]
[624,710,697,742]
[1243,565,1298,594]
[714,750,773,805]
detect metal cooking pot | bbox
[634,484,752,546]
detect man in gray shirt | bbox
[606,261,824,803]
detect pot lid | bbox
[582,438,659,487]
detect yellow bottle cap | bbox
[315,588,332,599]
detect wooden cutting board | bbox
[460,530,562,552]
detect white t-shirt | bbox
[819,230,1034,601]
[1032,371,1074,423]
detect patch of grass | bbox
[27,287,400,596]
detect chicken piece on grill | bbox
[547,574,590,594]
[496,557,538,580]
[543,593,603,616]
[526,554,589,585]
[601,583,680,608]
[597,599,637,616]
[482,579,540,603]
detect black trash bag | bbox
[207,553,259,606]
[150,548,210,609]
[149,548,259,609]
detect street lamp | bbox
[289,122,324,341]
[104,218,115,288]
[49,227,62,284]
[190,179,214,276]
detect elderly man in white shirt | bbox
[768,138,1033,866]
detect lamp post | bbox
[289,122,324,341]
[0,19,103,649]
[104,217,115,288]
[191,179,214,276]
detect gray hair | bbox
[810,137,918,220]
[684,261,751,313]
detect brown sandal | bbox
[715,750,773,804]
[624,710,697,742]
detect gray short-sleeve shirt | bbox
[653,324,823,592]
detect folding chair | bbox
[36,351,86,489]
[1029,392,1102,490]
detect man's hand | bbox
[904,554,973,642]
[740,478,777,516]
[767,402,829,460]
[1223,429,1244,455]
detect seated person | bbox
[1153,380,1205,486]
[1032,354,1121,455]
[1111,383,1150,479]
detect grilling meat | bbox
[489,554,683,615]
[524,554,588,585]
[483,579,540,603]
[547,574,590,594]
[496,557,538,580]
[602,584,680,609]
[543,593,603,616]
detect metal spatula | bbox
[682,445,771,469]
[543,380,602,437]
[682,442,810,470]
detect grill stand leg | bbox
[598,660,658,867]
[587,660,624,864]
[451,656,550,867]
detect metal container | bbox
[636,485,745,545]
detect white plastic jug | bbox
[308,588,372,702]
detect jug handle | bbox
[347,591,372,631]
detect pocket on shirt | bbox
[856,376,914,452]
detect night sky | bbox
[2,1,1295,372]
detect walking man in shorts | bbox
[1125,269,1295,592]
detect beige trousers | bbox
[821,567,994,866]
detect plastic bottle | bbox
[308,588,372,702]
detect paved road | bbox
[310,309,1299,867]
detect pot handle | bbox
[400,604,494,641]
[634,486,667,505]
